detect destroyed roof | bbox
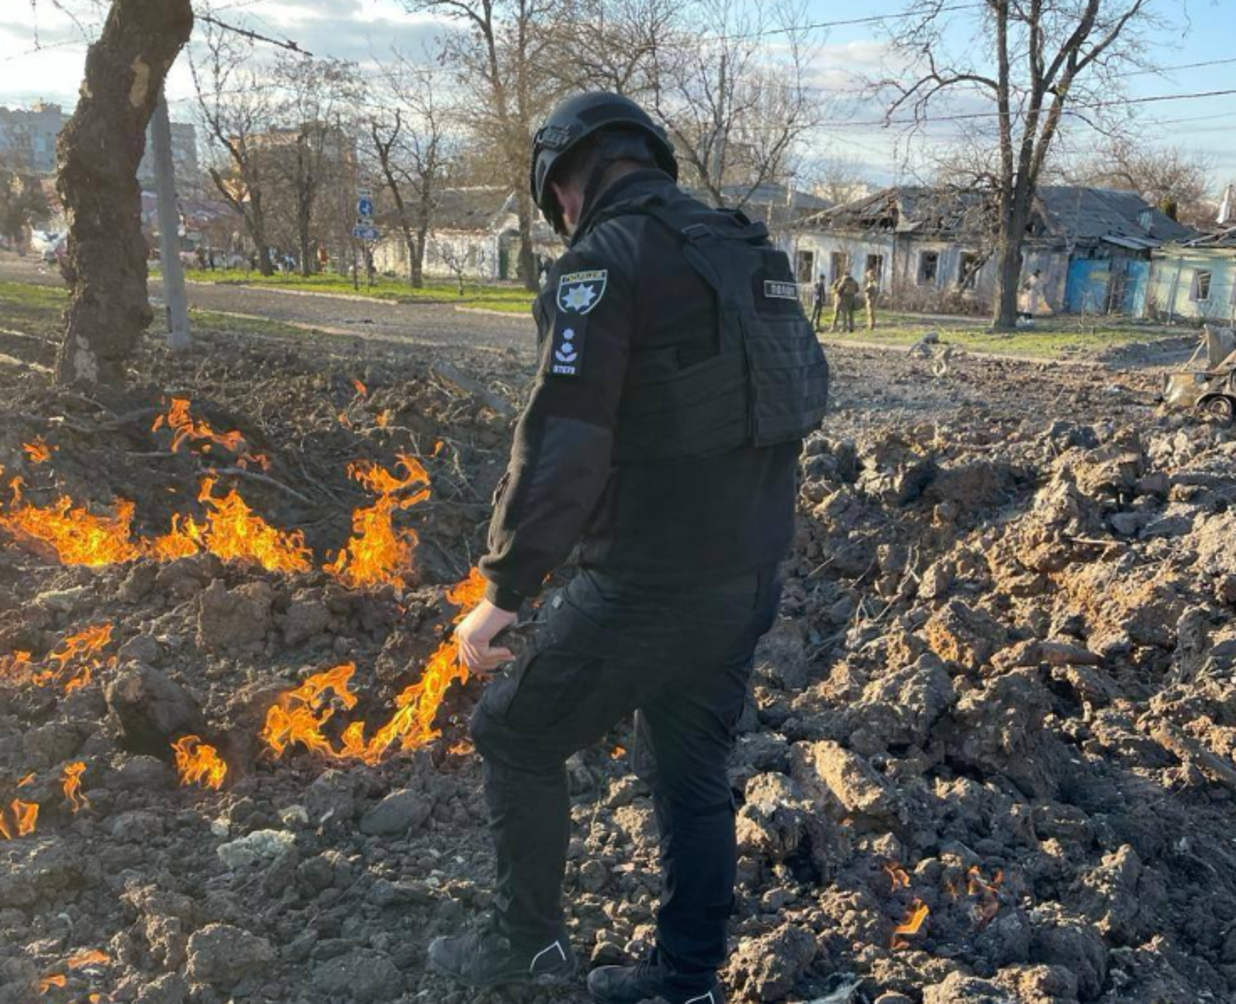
[1176,225,1236,250]
[797,184,1196,246]
[426,187,514,232]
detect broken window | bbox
[830,252,849,282]
[918,251,940,285]
[1192,270,1212,302]
[865,254,884,281]
[795,250,815,284]
[958,252,980,289]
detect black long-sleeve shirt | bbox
[478,170,798,611]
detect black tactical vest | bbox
[600,191,830,464]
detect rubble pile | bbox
[0,326,1233,1004]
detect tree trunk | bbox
[55,0,194,386]
[515,185,537,291]
[412,228,427,288]
[991,189,1032,331]
[991,236,1022,331]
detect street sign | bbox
[356,196,374,219]
[352,225,381,241]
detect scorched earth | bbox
[0,294,1234,1004]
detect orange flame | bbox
[172,736,227,790]
[37,974,66,993]
[194,477,312,574]
[611,745,626,759]
[966,866,1004,925]
[0,798,38,839]
[0,478,141,566]
[448,739,474,756]
[154,397,247,455]
[883,862,910,891]
[65,948,108,969]
[62,762,88,812]
[0,650,36,686]
[261,570,486,763]
[261,663,360,759]
[50,623,113,695]
[17,772,34,786]
[352,378,367,397]
[22,438,52,464]
[891,898,929,949]
[327,455,430,591]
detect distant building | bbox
[1147,227,1236,324]
[0,102,66,174]
[138,120,199,184]
[373,187,558,283]
[790,185,1196,316]
[0,101,198,181]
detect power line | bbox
[815,86,1236,130]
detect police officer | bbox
[429,92,829,1004]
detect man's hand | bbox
[456,599,519,675]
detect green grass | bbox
[828,310,1184,360]
[0,281,68,335]
[0,281,328,342]
[172,267,536,313]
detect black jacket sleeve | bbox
[478,239,635,610]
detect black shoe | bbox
[588,961,724,1004]
[428,927,576,988]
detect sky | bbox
[0,0,1233,194]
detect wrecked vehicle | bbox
[1160,325,1236,421]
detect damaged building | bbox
[1146,225,1236,324]
[788,186,1195,315]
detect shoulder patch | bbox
[764,279,800,301]
[548,311,586,378]
[557,269,608,315]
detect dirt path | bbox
[0,253,536,356]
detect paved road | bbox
[0,254,537,358]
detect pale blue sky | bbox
[0,0,1231,192]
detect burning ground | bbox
[0,310,1235,1004]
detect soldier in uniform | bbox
[863,266,879,331]
[427,92,829,1004]
[831,271,859,333]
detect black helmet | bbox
[530,91,677,233]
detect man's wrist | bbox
[484,580,524,613]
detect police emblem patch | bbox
[557,270,608,315]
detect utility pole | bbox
[152,87,190,351]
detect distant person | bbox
[831,272,859,333]
[317,244,329,273]
[1019,269,1042,319]
[863,267,879,331]
[810,273,827,331]
[195,246,207,270]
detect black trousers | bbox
[471,566,781,994]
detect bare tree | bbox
[881,0,1167,330]
[560,0,824,210]
[365,52,454,288]
[545,0,679,96]
[268,55,361,276]
[191,24,277,275]
[403,0,559,291]
[54,0,194,386]
[1075,138,1215,225]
